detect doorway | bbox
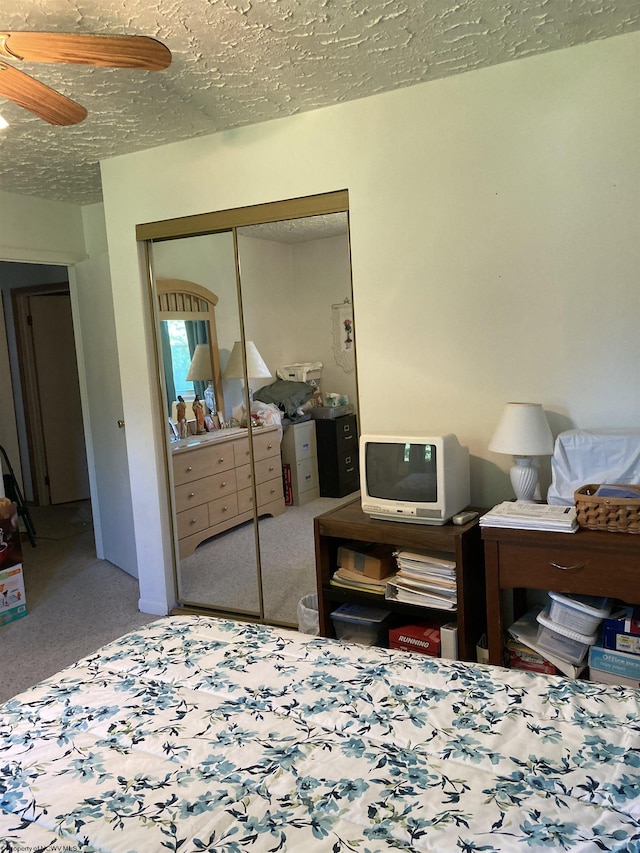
[12,282,90,506]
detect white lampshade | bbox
[489,403,554,457]
[223,341,272,381]
[489,403,554,502]
[185,344,211,381]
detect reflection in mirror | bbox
[236,211,359,626]
[152,233,263,617]
[144,200,358,628]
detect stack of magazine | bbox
[479,501,578,533]
[330,567,394,596]
[385,549,457,610]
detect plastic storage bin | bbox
[536,608,598,664]
[547,592,611,635]
[330,603,390,646]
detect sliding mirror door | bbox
[140,191,358,627]
[150,231,263,617]
[236,212,358,625]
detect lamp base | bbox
[509,457,538,502]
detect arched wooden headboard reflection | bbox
[156,278,224,416]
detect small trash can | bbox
[297,593,319,635]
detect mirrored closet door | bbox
[139,191,358,626]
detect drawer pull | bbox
[218,457,225,464]
[549,561,584,572]
[188,492,195,498]
[221,482,226,488]
[222,505,228,513]
[186,466,192,473]
[269,465,274,472]
[189,518,197,525]
[267,443,273,450]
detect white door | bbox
[71,254,138,577]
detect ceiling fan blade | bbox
[0,61,87,125]
[0,32,171,71]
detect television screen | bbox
[366,441,438,502]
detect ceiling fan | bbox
[0,32,171,126]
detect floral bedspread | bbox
[1,615,639,852]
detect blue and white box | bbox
[589,644,640,688]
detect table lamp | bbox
[223,341,272,404]
[488,402,554,501]
[185,343,216,413]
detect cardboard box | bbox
[0,562,27,626]
[389,622,443,656]
[602,606,640,656]
[337,541,395,580]
[588,644,640,687]
[589,667,640,689]
[506,638,559,675]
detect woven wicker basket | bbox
[574,484,640,534]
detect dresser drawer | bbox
[208,493,239,526]
[234,430,281,467]
[174,470,237,511]
[176,503,209,539]
[498,541,638,598]
[252,428,281,461]
[235,463,253,491]
[173,443,235,486]
[254,456,280,485]
[258,478,284,506]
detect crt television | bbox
[360,434,470,525]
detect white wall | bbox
[101,32,640,615]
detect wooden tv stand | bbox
[314,499,485,661]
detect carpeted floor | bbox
[0,502,157,704]
[0,494,356,704]
[178,495,350,624]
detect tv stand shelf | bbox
[314,499,486,661]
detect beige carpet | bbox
[178,495,351,624]
[0,495,356,704]
[0,502,156,705]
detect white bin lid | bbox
[548,591,611,620]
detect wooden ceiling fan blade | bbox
[0,61,87,125]
[0,32,171,71]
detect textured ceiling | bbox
[1,1,638,206]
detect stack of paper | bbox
[330,567,395,596]
[479,501,578,533]
[385,549,457,611]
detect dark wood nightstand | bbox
[482,525,640,666]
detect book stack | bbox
[330,541,396,596]
[330,567,392,595]
[479,501,578,533]
[385,549,457,611]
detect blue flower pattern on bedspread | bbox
[0,616,638,851]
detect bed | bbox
[1,615,638,852]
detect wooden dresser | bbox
[172,424,285,558]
